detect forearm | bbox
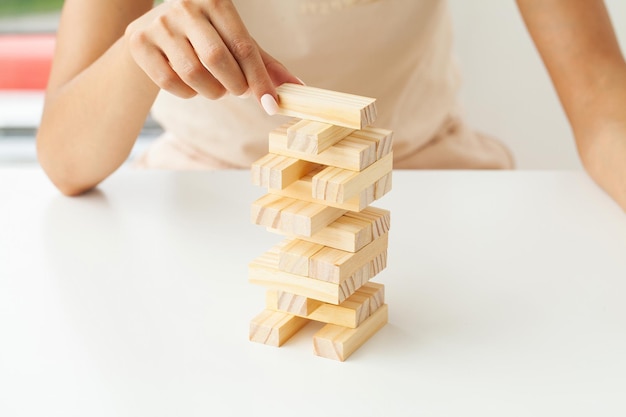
[37,36,158,196]
[517,0,626,209]
[38,0,300,196]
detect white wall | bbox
[448,0,626,169]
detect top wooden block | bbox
[276,83,377,129]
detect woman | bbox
[37,0,626,212]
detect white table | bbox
[2,167,626,416]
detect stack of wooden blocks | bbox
[248,83,393,361]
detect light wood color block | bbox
[276,83,377,129]
[268,206,390,253]
[269,167,392,212]
[251,153,318,190]
[311,282,384,328]
[249,247,382,305]
[312,152,393,203]
[356,282,385,313]
[309,233,389,284]
[345,206,391,240]
[365,126,394,161]
[369,249,388,276]
[265,291,323,316]
[268,216,371,253]
[313,304,388,361]
[269,121,393,171]
[286,119,355,154]
[251,193,347,237]
[278,238,324,276]
[267,282,385,328]
[249,309,309,347]
[373,170,393,200]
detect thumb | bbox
[259,47,304,87]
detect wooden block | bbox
[270,121,390,171]
[251,194,347,237]
[359,126,394,161]
[268,206,390,252]
[249,309,309,347]
[313,304,388,361]
[269,168,392,212]
[355,281,385,313]
[276,83,377,129]
[311,282,385,328]
[251,193,294,228]
[374,170,393,200]
[344,206,391,240]
[265,291,322,316]
[251,153,317,189]
[309,233,389,284]
[278,238,324,276]
[369,249,388,276]
[249,247,377,305]
[269,215,371,253]
[312,152,393,203]
[267,282,385,328]
[279,199,347,237]
[286,119,355,154]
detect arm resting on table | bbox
[36,0,159,196]
[517,0,626,210]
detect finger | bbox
[240,46,279,115]
[159,32,227,99]
[181,8,248,96]
[258,47,303,87]
[204,1,277,111]
[129,32,197,98]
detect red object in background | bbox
[0,34,55,90]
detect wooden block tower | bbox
[248,83,393,361]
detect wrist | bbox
[571,65,626,210]
[121,29,161,100]
[577,120,626,211]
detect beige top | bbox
[138,0,514,170]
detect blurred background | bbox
[0,0,160,165]
[0,0,60,165]
[0,0,625,169]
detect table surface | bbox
[2,167,626,417]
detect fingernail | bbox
[261,94,279,116]
[238,89,251,99]
[296,77,306,86]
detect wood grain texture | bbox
[270,121,391,171]
[286,119,355,154]
[276,83,377,129]
[374,170,393,200]
[344,206,391,240]
[251,153,317,190]
[265,291,322,316]
[250,84,394,359]
[249,309,309,347]
[313,304,388,361]
[361,126,394,160]
[269,168,392,212]
[249,247,383,305]
[309,233,389,283]
[369,249,388,277]
[278,238,324,276]
[266,282,385,329]
[268,206,390,252]
[251,193,347,237]
[356,282,385,313]
[311,153,393,203]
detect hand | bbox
[124,0,300,114]
[576,75,626,211]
